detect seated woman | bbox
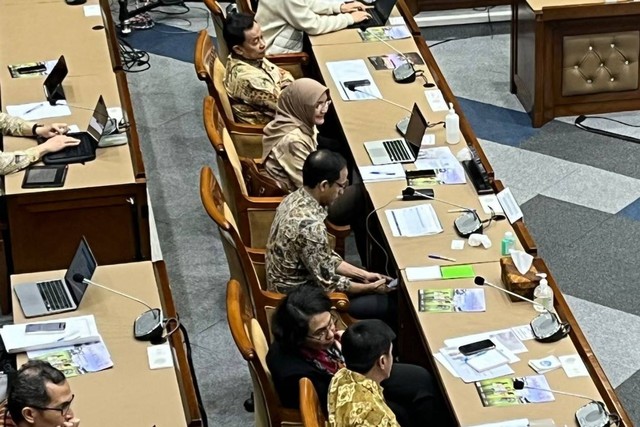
[0,113,79,175]
[266,284,452,427]
[262,78,370,264]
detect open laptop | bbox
[43,55,68,105]
[364,103,428,165]
[348,0,398,29]
[14,237,97,318]
[41,96,109,165]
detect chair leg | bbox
[243,392,254,412]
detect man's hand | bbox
[58,417,80,427]
[350,10,371,23]
[37,135,81,156]
[340,1,369,12]
[362,272,391,284]
[369,278,393,294]
[34,123,69,138]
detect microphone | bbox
[73,273,164,342]
[474,276,570,343]
[344,80,413,134]
[513,380,617,427]
[361,28,416,84]
[399,187,482,238]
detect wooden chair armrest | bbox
[267,52,310,66]
[326,221,350,237]
[327,292,350,312]
[243,195,284,208]
[247,247,266,262]
[225,120,265,134]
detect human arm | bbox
[0,113,69,138]
[335,261,392,295]
[278,67,295,88]
[276,131,317,189]
[0,135,80,175]
[283,0,354,35]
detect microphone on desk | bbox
[397,186,483,238]
[72,273,164,342]
[473,276,570,343]
[512,379,618,427]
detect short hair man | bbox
[327,319,397,427]
[7,360,79,427]
[223,13,294,125]
[265,149,394,323]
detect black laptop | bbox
[41,96,109,165]
[348,0,398,29]
[43,55,68,105]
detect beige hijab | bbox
[262,78,329,159]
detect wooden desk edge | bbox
[153,261,204,427]
[492,180,538,256]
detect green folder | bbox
[440,265,475,279]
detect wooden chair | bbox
[200,166,350,336]
[227,279,302,427]
[194,29,264,158]
[203,95,349,254]
[235,0,256,14]
[203,0,310,79]
[299,378,327,427]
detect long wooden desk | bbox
[309,9,633,425]
[0,1,150,313]
[10,261,201,427]
[510,0,640,127]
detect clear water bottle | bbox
[533,273,553,312]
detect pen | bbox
[447,209,468,213]
[23,103,43,115]
[428,254,456,262]
[371,171,396,175]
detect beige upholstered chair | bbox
[194,29,264,158]
[299,378,328,427]
[204,0,230,65]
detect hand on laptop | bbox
[350,10,372,22]
[33,123,70,138]
[341,1,368,12]
[37,135,81,157]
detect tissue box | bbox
[500,257,539,302]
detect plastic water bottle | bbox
[500,231,515,256]
[533,273,553,312]
[445,102,460,144]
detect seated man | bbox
[223,13,295,125]
[255,0,371,54]
[265,149,394,322]
[7,360,79,427]
[0,113,79,175]
[328,319,398,427]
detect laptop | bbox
[14,237,97,318]
[364,103,428,165]
[41,96,109,165]
[348,0,398,29]
[43,55,68,105]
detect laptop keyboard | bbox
[383,139,412,162]
[37,280,73,311]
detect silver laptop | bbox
[14,237,97,318]
[364,104,428,165]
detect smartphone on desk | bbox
[459,339,495,356]
[25,322,66,334]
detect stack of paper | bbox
[415,146,466,185]
[418,288,486,313]
[436,346,515,383]
[385,204,442,237]
[0,315,101,354]
[27,340,113,377]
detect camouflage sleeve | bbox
[230,73,280,112]
[297,220,351,292]
[0,147,39,175]
[0,112,30,136]
[279,67,295,87]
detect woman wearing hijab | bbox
[261,78,370,266]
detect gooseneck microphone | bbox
[513,380,617,427]
[400,187,482,237]
[344,81,412,112]
[473,276,545,311]
[361,27,417,84]
[73,273,164,342]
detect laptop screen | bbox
[87,96,109,142]
[374,0,399,21]
[405,104,429,155]
[64,237,98,305]
[43,56,67,102]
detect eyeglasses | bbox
[31,394,74,417]
[332,180,349,190]
[307,314,338,341]
[315,99,332,112]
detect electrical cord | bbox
[176,322,209,427]
[365,197,398,278]
[119,37,151,73]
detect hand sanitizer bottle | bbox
[533,273,553,312]
[445,102,460,144]
[500,231,515,256]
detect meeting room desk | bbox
[11,261,200,427]
[510,0,640,127]
[397,260,632,426]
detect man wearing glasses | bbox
[5,360,79,427]
[265,150,394,324]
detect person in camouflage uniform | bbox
[0,113,79,175]
[223,13,294,125]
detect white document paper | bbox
[439,346,514,383]
[466,349,510,372]
[358,163,405,182]
[405,265,442,281]
[559,354,589,377]
[415,146,466,184]
[326,60,382,101]
[83,5,101,16]
[388,16,405,25]
[385,204,443,237]
[434,352,459,377]
[478,194,503,214]
[512,324,536,341]
[466,419,529,427]
[424,89,448,112]
[6,100,71,121]
[451,239,466,250]
[1,315,100,354]
[147,343,174,369]
[444,330,525,359]
[497,187,523,223]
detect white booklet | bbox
[1,314,101,354]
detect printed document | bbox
[385,204,442,237]
[326,59,382,101]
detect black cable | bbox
[178,322,209,427]
[118,37,151,73]
[428,38,456,48]
[577,115,640,128]
[365,197,397,277]
[574,115,640,144]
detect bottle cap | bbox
[504,231,513,238]
[448,102,455,113]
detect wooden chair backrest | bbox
[203,0,230,65]
[299,378,327,427]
